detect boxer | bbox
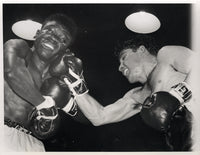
[71,35,196,151]
[4,13,79,151]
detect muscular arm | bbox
[76,92,141,126]
[4,39,44,106]
[157,46,194,78]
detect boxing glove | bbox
[41,77,91,125]
[49,51,88,97]
[140,82,192,132]
[40,77,78,116]
[29,96,59,139]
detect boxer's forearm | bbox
[4,56,44,106]
[75,94,105,126]
[5,68,44,106]
[76,94,141,126]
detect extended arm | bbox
[76,93,141,126]
[54,53,142,126]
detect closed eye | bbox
[120,53,128,61]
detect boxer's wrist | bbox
[36,96,55,110]
[63,68,88,97]
[169,82,192,104]
[62,97,78,116]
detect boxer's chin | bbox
[38,50,55,62]
[127,76,137,84]
[128,75,146,84]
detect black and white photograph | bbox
[2,2,200,152]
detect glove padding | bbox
[49,51,88,97]
[40,77,78,116]
[29,96,60,139]
[140,91,182,132]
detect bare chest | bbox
[149,66,186,93]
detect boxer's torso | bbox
[149,62,187,93]
[4,58,50,129]
[126,61,187,105]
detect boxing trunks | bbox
[4,118,45,152]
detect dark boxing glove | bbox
[41,77,91,124]
[29,96,59,139]
[49,51,88,98]
[140,82,192,132]
[40,77,78,116]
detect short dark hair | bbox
[42,13,77,41]
[116,35,159,59]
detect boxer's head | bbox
[118,35,158,84]
[34,14,77,62]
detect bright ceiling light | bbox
[12,20,42,40]
[125,11,161,34]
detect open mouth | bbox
[41,41,55,51]
[41,38,58,51]
[123,68,129,76]
[42,42,54,50]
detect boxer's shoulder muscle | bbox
[158,46,192,60]
[149,45,192,93]
[4,39,31,59]
[157,46,193,73]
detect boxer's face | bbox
[118,48,147,84]
[34,21,72,61]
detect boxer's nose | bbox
[118,63,124,72]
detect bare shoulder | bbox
[4,39,28,47]
[158,45,193,57]
[4,39,31,58]
[157,45,193,63]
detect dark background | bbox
[3,4,191,151]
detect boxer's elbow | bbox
[91,117,105,126]
[91,121,102,126]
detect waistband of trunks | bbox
[4,118,32,135]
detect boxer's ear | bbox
[138,45,146,53]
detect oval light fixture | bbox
[12,20,42,40]
[125,11,161,34]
